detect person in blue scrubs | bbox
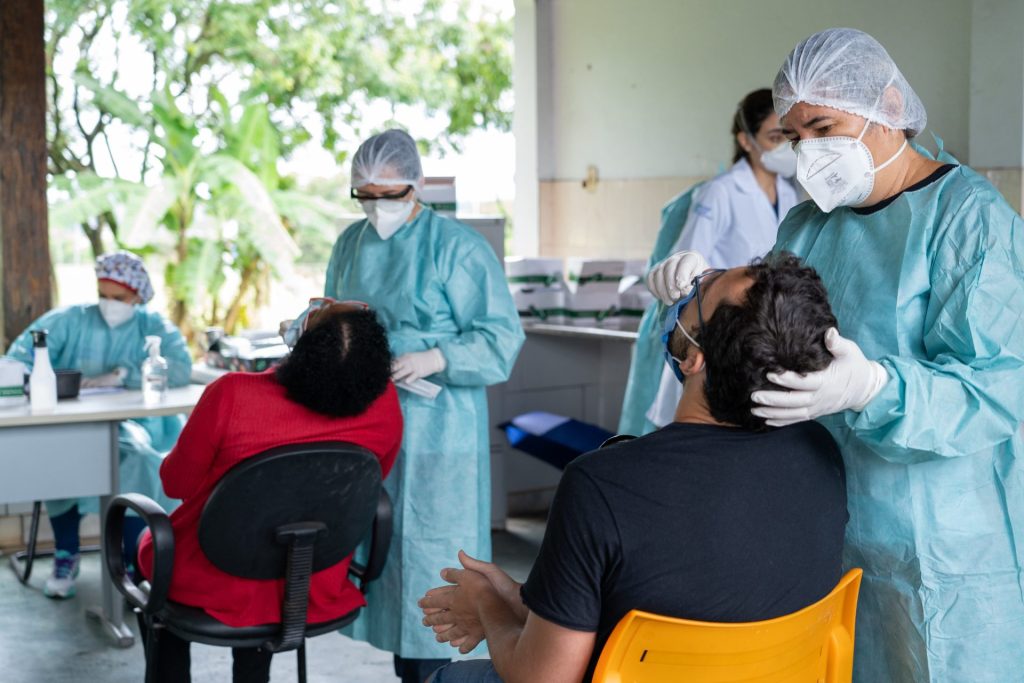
[298,129,524,683]
[649,28,1024,683]
[620,89,799,435]
[4,252,191,598]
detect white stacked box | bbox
[623,259,647,278]
[564,258,625,327]
[613,280,655,330]
[505,257,568,325]
[606,259,651,330]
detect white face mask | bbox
[758,142,798,178]
[361,198,415,240]
[794,119,908,212]
[98,298,136,328]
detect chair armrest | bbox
[350,489,393,590]
[103,493,174,615]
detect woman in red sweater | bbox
[137,303,403,683]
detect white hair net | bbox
[773,28,927,137]
[351,129,425,191]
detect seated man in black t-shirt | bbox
[418,253,849,683]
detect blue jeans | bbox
[427,659,503,683]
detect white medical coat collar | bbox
[729,157,791,202]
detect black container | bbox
[55,369,82,399]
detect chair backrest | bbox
[198,441,382,580]
[591,568,863,683]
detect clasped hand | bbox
[418,550,522,655]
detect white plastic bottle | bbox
[141,336,168,405]
[29,330,57,412]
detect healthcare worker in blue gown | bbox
[4,251,191,599]
[619,88,799,435]
[308,129,524,683]
[648,28,1024,683]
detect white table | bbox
[0,385,206,646]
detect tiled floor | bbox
[0,517,545,682]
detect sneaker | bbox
[43,550,81,599]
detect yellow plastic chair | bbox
[592,568,862,683]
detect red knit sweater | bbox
[137,370,402,628]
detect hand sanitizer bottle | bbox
[29,330,57,412]
[142,336,168,405]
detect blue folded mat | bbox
[499,411,616,470]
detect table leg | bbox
[85,422,134,648]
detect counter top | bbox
[523,323,637,342]
[0,385,206,428]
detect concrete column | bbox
[512,0,540,257]
[968,0,1024,211]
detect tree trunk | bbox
[82,221,105,258]
[222,260,258,334]
[0,0,50,349]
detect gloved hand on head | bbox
[392,348,447,384]
[751,328,889,427]
[646,251,710,305]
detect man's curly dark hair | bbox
[669,252,837,430]
[275,309,392,417]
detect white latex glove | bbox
[646,250,710,305]
[750,328,889,427]
[81,368,126,389]
[392,348,447,383]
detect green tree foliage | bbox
[45,0,512,338]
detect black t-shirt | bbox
[520,421,848,680]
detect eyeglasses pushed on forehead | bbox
[308,297,370,312]
[300,297,371,335]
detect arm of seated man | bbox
[422,559,594,683]
[423,462,614,681]
[482,592,595,683]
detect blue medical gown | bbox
[621,160,798,434]
[5,305,192,517]
[774,165,1024,683]
[617,186,699,435]
[327,208,525,658]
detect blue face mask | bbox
[661,269,724,383]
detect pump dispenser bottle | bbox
[142,336,168,405]
[29,330,57,412]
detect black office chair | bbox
[103,442,393,683]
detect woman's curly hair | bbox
[275,309,392,417]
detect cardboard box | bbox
[610,280,656,330]
[505,257,563,283]
[564,289,618,327]
[506,257,568,325]
[513,286,567,325]
[564,258,628,294]
[420,177,456,217]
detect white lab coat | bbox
[645,158,798,427]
